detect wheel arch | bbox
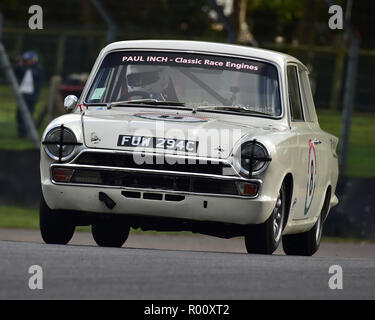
[282,172,294,229]
[321,185,332,223]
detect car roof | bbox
[102,40,307,71]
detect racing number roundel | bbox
[304,139,317,215]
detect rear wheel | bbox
[40,195,75,245]
[282,214,322,256]
[91,219,130,248]
[282,188,331,256]
[245,182,286,254]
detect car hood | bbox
[82,108,283,159]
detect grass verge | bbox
[0,206,193,235]
[317,109,375,177]
[0,205,89,232]
[1,205,373,243]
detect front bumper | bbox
[42,181,276,225]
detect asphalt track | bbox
[0,229,374,299]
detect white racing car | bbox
[40,40,339,255]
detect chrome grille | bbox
[69,169,239,195]
[74,151,231,176]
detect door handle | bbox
[312,139,322,145]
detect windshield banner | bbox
[101,51,276,76]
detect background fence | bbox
[2,28,375,111]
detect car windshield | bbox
[86,51,282,117]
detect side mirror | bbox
[64,95,78,112]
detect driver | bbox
[125,65,178,101]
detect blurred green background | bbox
[0,0,374,235]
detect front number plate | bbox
[117,135,198,152]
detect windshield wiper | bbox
[107,99,185,109]
[192,105,272,116]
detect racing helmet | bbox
[126,65,169,94]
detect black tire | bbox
[40,195,75,245]
[282,214,322,256]
[282,189,331,256]
[245,182,286,254]
[91,219,130,248]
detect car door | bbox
[287,64,321,220]
[298,68,330,210]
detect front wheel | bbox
[91,219,130,248]
[40,195,76,245]
[244,182,286,254]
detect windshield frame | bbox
[83,48,285,120]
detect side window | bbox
[299,69,319,123]
[287,65,304,121]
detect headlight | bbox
[236,141,271,176]
[43,125,78,162]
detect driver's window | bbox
[287,65,304,121]
[299,69,319,124]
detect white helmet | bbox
[126,65,169,94]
